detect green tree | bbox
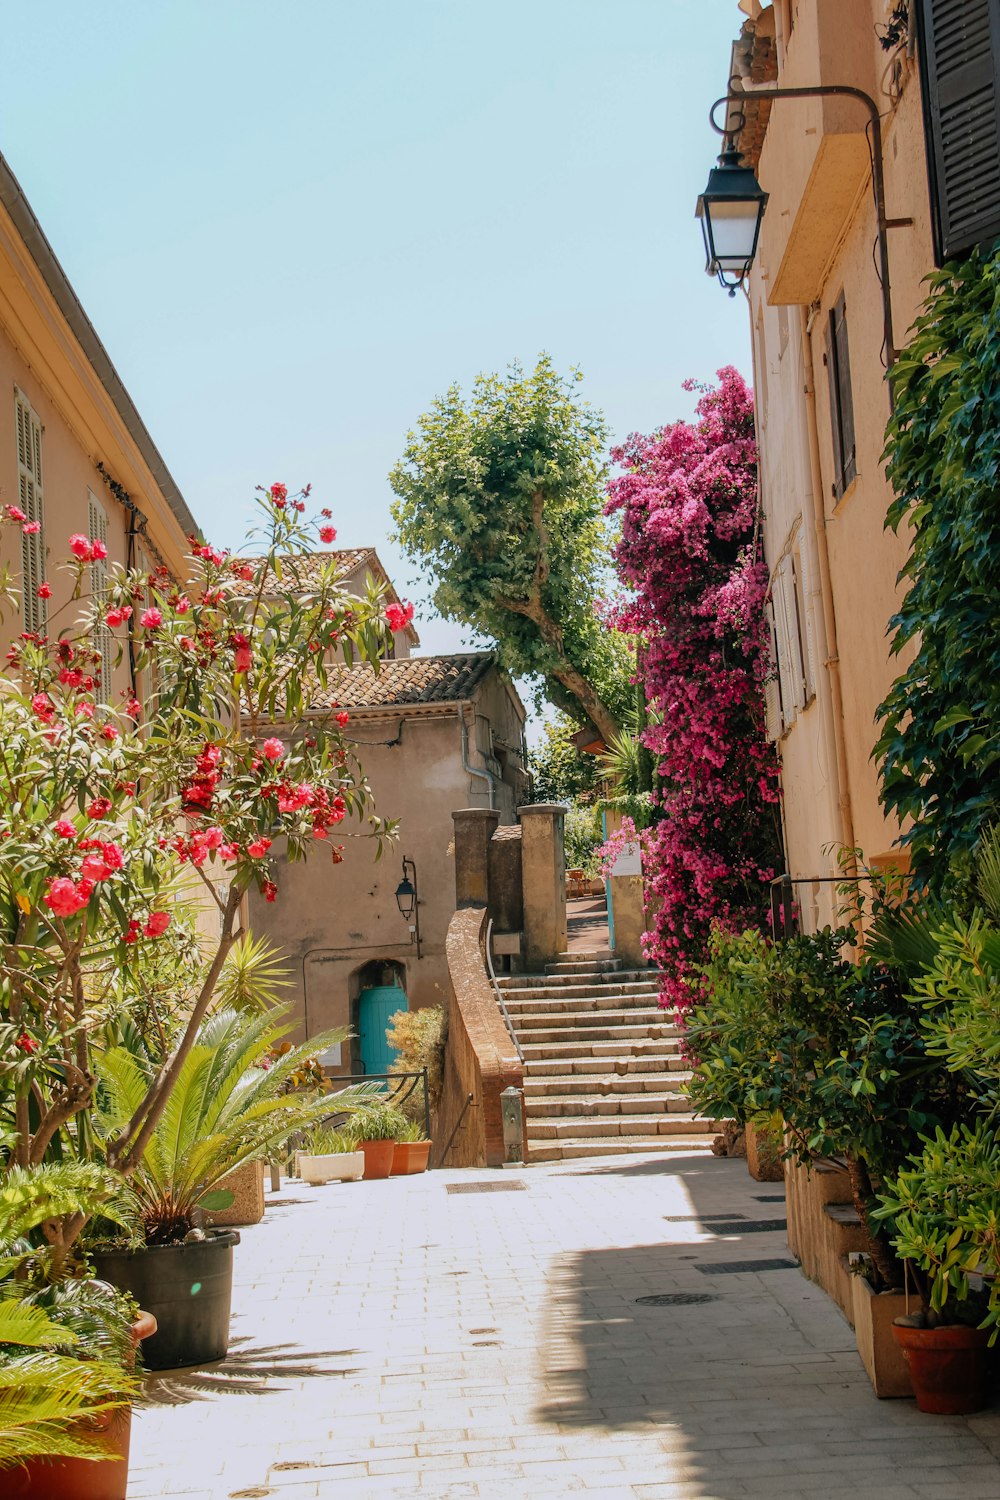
[390,355,630,742]
[528,714,601,804]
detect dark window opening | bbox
[824,293,857,500]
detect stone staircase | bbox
[497,949,720,1163]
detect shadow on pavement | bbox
[140,1335,362,1404]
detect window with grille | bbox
[825,293,857,500]
[14,390,46,634]
[917,0,1000,264]
[87,492,113,699]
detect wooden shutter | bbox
[792,546,818,703]
[918,0,1000,264]
[15,391,46,635]
[777,556,806,716]
[764,601,784,742]
[88,492,113,699]
[825,295,856,498]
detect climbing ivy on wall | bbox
[876,249,1000,887]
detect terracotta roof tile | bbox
[314,652,496,712]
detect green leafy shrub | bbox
[564,803,603,877]
[347,1105,411,1144]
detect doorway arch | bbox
[354,960,407,1078]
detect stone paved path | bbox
[128,1152,1000,1500]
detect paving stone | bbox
[127,1151,1000,1499]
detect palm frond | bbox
[0,1164,121,1248]
[977,823,1000,921]
[216,933,293,1012]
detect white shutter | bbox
[771,564,797,727]
[15,391,46,635]
[793,545,818,703]
[88,491,113,700]
[764,601,784,742]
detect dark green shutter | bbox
[825,294,856,500]
[918,0,1000,263]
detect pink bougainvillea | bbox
[605,368,782,1011]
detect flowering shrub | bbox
[604,369,782,1008]
[0,485,400,1241]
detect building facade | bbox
[721,1,999,927]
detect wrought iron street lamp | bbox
[697,84,910,373]
[394,857,422,959]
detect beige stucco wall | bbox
[247,677,529,1071]
[746,1,935,920]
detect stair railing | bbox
[485,917,524,1064]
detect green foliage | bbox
[563,803,603,877]
[216,933,293,1013]
[94,1008,379,1243]
[299,1125,357,1156]
[390,355,632,740]
[385,1006,446,1113]
[527,714,601,804]
[876,249,1000,886]
[345,1104,411,1143]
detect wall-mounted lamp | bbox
[394,856,422,959]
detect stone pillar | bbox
[452,808,500,907]
[610,876,646,967]
[518,803,567,971]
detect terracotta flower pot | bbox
[390,1141,431,1175]
[8,1310,157,1500]
[360,1139,396,1179]
[891,1321,989,1414]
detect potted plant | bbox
[0,1162,155,1500]
[350,1105,410,1180]
[89,1007,376,1368]
[390,1118,432,1176]
[296,1125,365,1185]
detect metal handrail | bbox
[485,918,524,1064]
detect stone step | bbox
[526,1113,719,1141]
[542,966,620,978]
[500,981,662,1003]
[523,1071,692,1096]
[520,1038,681,1062]
[498,971,656,992]
[525,1092,695,1118]
[512,1007,678,1033]
[524,1053,687,1077]
[527,1135,716,1163]
[502,995,663,1020]
[515,1021,680,1047]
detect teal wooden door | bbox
[359,985,406,1077]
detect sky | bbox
[1,0,750,726]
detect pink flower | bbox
[220,842,240,862]
[247,837,272,858]
[31,693,54,724]
[385,601,414,633]
[69,534,93,561]
[174,594,191,614]
[53,820,77,839]
[271,482,288,504]
[203,826,225,849]
[5,505,26,523]
[105,606,132,628]
[22,521,40,535]
[81,852,114,883]
[44,876,94,918]
[140,607,162,629]
[101,725,119,742]
[37,582,52,599]
[91,539,107,561]
[86,796,112,820]
[126,697,141,718]
[144,911,171,938]
[101,841,124,871]
[261,738,285,761]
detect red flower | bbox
[81,852,114,883]
[336,710,349,728]
[262,879,278,902]
[231,632,252,673]
[91,539,107,561]
[44,876,94,917]
[122,918,141,945]
[319,526,337,544]
[271,482,288,504]
[37,582,52,600]
[144,911,171,938]
[101,841,125,871]
[31,693,54,724]
[140,607,162,629]
[247,837,272,858]
[101,725,119,742]
[69,534,94,562]
[126,697,141,719]
[86,796,112,820]
[262,738,285,762]
[22,521,41,535]
[385,601,414,633]
[220,842,240,862]
[321,508,332,519]
[105,606,132,628]
[15,1032,39,1054]
[53,820,77,839]
[174,594,191,614]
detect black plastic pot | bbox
[92,1230,240,1370]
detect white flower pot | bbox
[297,1151,364,1185]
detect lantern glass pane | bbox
[705,198,761,271]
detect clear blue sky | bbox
[2,0,749,687]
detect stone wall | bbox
[434,905,523,1168]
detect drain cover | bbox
[697,1258,797,1275]
[755,1194,785,1202]
[446,1180,526,1193]
[706,1219,787,1235]
[635,1292,719,1307]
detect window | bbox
[766,545,817,740]
[918,0,1000,264]
[14,390,46,634]
[825,292,856,499]
[88,491,113,698]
